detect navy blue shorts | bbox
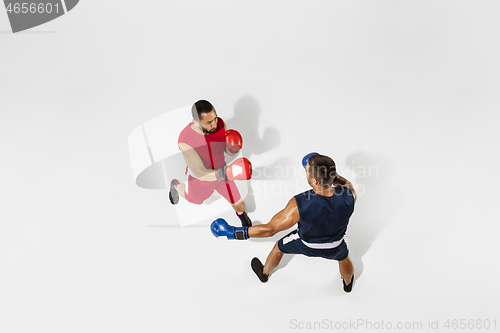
[277,230,349,261]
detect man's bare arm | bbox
[178,142,217,181]
[333,175,357,203]
[248,197,300,238]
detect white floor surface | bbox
[1,1,499,332]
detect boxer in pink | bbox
[169,100,253,227]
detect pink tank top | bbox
[178,117,226,170]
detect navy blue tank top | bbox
[295,186,355,243]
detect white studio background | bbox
[1,1,499,332]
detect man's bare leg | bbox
[231,199,252,227]
[251,241,284,282]
[231,199,245,213]
[339,256,354,285]
[176,183,186,199]
[263,241,284,275]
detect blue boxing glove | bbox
[302,152,339,181]
[302,152,318,168]
[210,218,249,240]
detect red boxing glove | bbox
[216,158,252,181]
[227,158,252,180]
[225,129,243,154]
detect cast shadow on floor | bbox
[344,151,404,283]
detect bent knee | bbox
[339,255,352,264]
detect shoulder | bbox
[294,189,315,201]
[284,197,300,219]
[178,123,192,137]
[217,117,225,132]
[334,185,356,205]
[218,117,225,127]
[178,123,197,144]
[334,185,351,194]
[287,196,298,208]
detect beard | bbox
[202,126,217,134]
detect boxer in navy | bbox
[211,153,357,292]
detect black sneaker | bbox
[237,211,252,227]
[342,274,354,293]
[169,179,179,205]
[251,257,268,283]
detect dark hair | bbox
[192,100,214,121]
[308,154,337,188]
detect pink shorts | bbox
[184,175,242,205]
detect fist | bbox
[216,158,253,181]
[210,218,236,240]
[226,157,252,180]
[225,130,243,154]
[211,218,249,240]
